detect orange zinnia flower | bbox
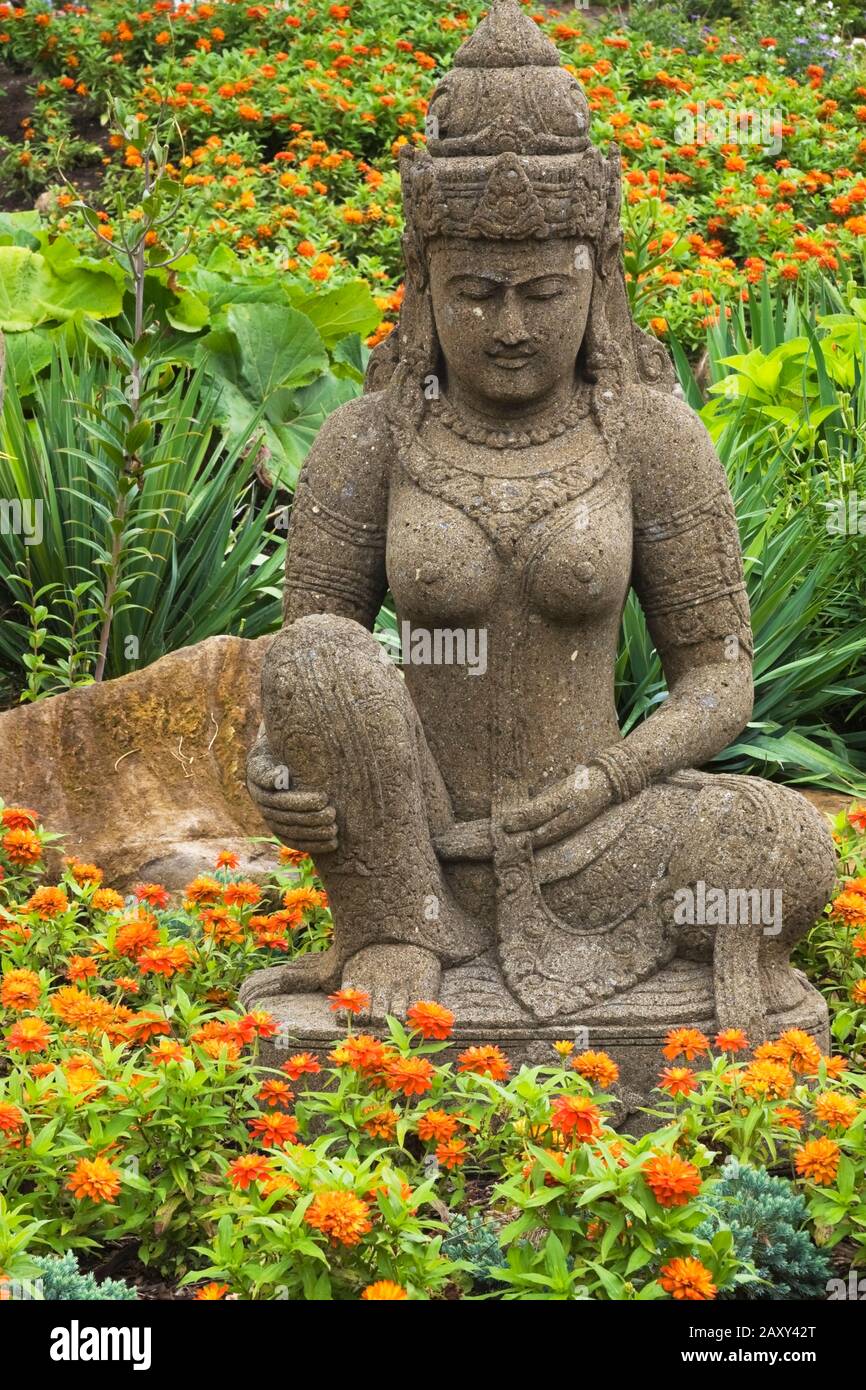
[304,1189,371,1246]
[123,1010,171,1043]
[24,886,68,918]
[279,847,309,866]
[383,1055,435,1097]
[662,1027,709,1061]
[184,875,222,904]
[66,1156,122,1203]
[67,955,98,983]
[328,987,370,1016]
[435,1137,468,1169]
[643,1152,702,1207]
[195,1283,229,1299]
[249,1112,300,1148]
[237,1010,278,1041]
[257,1079,294,1110]
[659,1256,717,1301]
[1,806,38,830]
[361,1280,408,1300]
[282,1051,321,1080]
[114,913,159,959]
[814,1092,859,1130]
[777,1029,821,1076]
[406,999,454,1040]
[832,889,866,927]
[5,1016,51,1053]
[659,1066,697,1098]
[2,827,43,863]
[138,943,193,978]
[774,1105,804,1131]
[362,1107,398,1140]
[822,1055,847,1081]
[134,883,170,909]
[283,885,327,915]
[0,1102,25,1135]
[741,1059,794,1100]
[550,1093,603,1141]
[331,1033,394,1077]
[91,888,125,913]
[227,1153,272,1190]
[457,1044,510,1081]
[571,1050,619,1087]
[794,1137,840,1185]
[417,1108,459,1142]
[714,1028,749,1053]
[222,881,261,907]
[1,967,41,1011]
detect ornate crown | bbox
[401,0,619,245]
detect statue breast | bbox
[386,463,632,626]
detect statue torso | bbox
[385,401,632,817]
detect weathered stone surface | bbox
[0,634,277,888]
[240,0,836,1099]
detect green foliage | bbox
[696,1158,832,1300]
[0,241,123,332]
[27,1250,138,1301]
[441,1212,503,1288]
[618,277,866,794]
[0,337,284,695]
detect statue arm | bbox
[614,388,754,793]
[247,396,390,854]
[282,394,390,630]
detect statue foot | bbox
[238,946,343,1009]
[341,944,442,1021]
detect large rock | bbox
[0,634,276,888]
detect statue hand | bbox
[247,734,338,855]
[434,818,493,862]
[501,766,613,849]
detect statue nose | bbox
[493,290,530,347]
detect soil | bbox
[0,63,113,214]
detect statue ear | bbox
[402,230,428,292]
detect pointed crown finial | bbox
[454,0,561,69]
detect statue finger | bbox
[259,804,337,827]
[255,790,332,813]
[502,799,556,833]
[270,820,339,842]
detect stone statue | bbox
[239,1,834,1093]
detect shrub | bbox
[27,1250,138,1301]
[696,1157,832,1300]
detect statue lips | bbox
[487,350,536,371]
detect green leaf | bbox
[228,302,328,400]
[0,246,123,331]
[294,281,381,347]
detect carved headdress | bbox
[368,0,674,401]
[402,0,613,247]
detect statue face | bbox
[428,237,593,409]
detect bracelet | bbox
[589,742,651,805]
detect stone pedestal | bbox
[256,958,829,1131]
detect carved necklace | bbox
[429,387,591,449]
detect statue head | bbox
[373,0,674,428]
